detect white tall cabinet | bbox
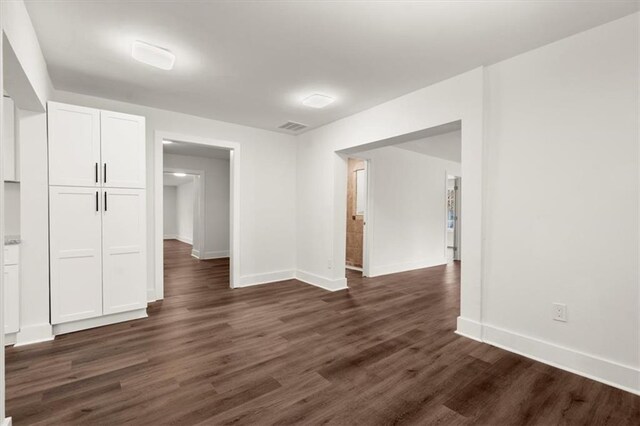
[101,188,147,315]
[47,103,101,187]
[47,101,147,331]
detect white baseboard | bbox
[368,258,447,278]
[192,249,229,260]
[455,316,482,342]
[2,417,12,426]
[53,309,148,336]
[345,265,362,272]
[205,250,229,259]
[14,323,54,347]
[482,324,640,396]
[163,234,177,240]
[235,269,348,292]
[147,288,157,303]
[295,270,348,292]
[175,235,193,245]
[237,270,296,287]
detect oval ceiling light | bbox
[302,94,335,108]
[162,140,173,144]
[173,172,187,177]
[132,40,175,70]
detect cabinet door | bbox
[48,102,101,187]
[102,188,147,314]
[3,96,16,181]
[50,186,103,324]
[101,110,145,189]
[4,265,19,334]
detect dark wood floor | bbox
[6,239,640,425]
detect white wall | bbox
[163,186,177,238]
[3,183,20,235]
[164,153,230,258]
[296,13,639,393]
[1,0,53,110]
[482,13,639,388]
[52,90,298,297]
[16,109,51,345]
[176,179,195,244]
[356,146,461,277]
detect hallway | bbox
[163,239,230,298]
[4,245,639,424]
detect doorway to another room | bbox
[340,122,462,289]
[156,135,239,299]
[446,175,461,263]
[163,172,197,249]
[345,158,368,278]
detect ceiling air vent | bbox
[278,121,307,132]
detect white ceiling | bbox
[163,141,230,160]
[25,1,639,134]
[396,129,462,163]
[163,173,194,187]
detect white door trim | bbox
[154,131,240,300]
[361,159,372,277]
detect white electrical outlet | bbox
[552,303,567,322]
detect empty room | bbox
[0,1,639,425]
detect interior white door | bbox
[101,110,146,189]
[4,265,19,334]
[48,102,101,187]
[50,186,103,324]
[102,188,147,314]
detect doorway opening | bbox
[446,175,461,262]
[163,171,198,250]
[161,143,231,297]
[338,121,462,289]
[154,132,240,299]
[345,158,369,278]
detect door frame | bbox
[361,159,372,277]
[163,167,205,259]
[453,176,461,261]
[154,131,240,299]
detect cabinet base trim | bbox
[4,333,17,346]
[53,309,148,335]
[14,323,54,347]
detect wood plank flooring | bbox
[5,239,640,425]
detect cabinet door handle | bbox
[104,191,108,211]
[103,163,107,183]
[96,191,99,212]
[95,163,99,183]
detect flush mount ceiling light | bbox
[302,94,335,108]
[162,140,173,144]
[173,172,187,177]
[132,40,175,70]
